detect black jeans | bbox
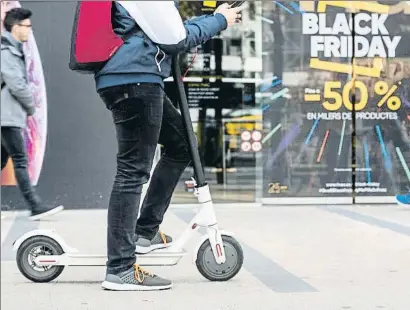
[99,83,191,274]
[1,126,42,210]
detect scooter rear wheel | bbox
[196,235,244,281]
[16,235,65,283]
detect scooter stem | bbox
[171,54,207,187]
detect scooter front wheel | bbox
[195,235,244,281]
[16,235,65,283]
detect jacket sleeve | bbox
[184,14,211,25]
[118,1,227,54]
[172,14,227,53]
[1,48,35,115]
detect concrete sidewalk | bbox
[1,204,410,310]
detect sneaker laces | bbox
[133,264,154,283]
[159,231,167,245]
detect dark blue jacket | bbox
[95,2,227,91]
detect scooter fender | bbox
[12,229,79,253]
[192,230,236,263]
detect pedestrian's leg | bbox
[135,94,192,252]
[1,127,63,219]
[1,140,10,170]
[100,84,172,291]
[1,127,42,209]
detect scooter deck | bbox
[34,250,187,267]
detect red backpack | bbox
[69,1,128,74]
[69,1,187,74]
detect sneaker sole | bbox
[135,242,172,254]
[397,201,410,208]
[29,205,64,221]
[101,281,172,291]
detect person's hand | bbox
[214,3,245,27]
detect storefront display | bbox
[262,1,410,204]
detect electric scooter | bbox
[12,54,244,283]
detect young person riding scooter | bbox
[95,2,245,291]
